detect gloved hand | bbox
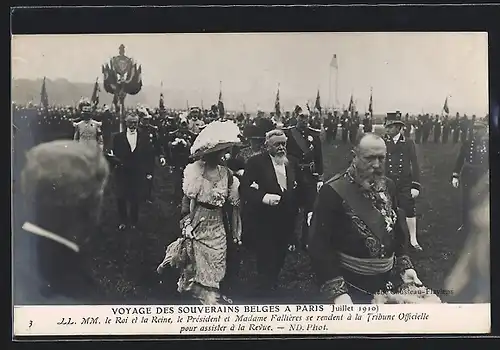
[452,177,459,188]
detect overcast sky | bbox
[12,32,488,115]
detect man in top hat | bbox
[240,129,301,299]
[110,113,162,231]
[73,98,103,149]
[283,105,324,250]
[308,133,421,304]
[451,120,488,233]
[138,111,167,204]
[383,112,422,251]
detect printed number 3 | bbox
[29,320,33,328]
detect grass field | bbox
[80,133,466,304]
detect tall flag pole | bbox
[368,87,373,117]
[40,76,49,109]
[159,81,165,111]
[274,83,281,118]
[329,54,339,109]
[315,89,322,116]
[348,93,354,116]
[91,77,100,107]
[218,80,225,118]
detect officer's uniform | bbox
[459,117,469,143]
[442,116,451,144]
[341,114,349,143]
[73,99,103,149]
[138,117,165,202]
[452,121,488,232]
[413,117,423,144]
[284,117,324,248]
[167,125,197,202]
[451,116,461,143]
[433,117,442,143]
[422,116,432,144]
[383,114,421,219]
[363,114,373,133]
[348,114,360,144]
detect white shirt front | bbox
[392,132,402,144]
[270,155,287,191]
[127,130,137,152]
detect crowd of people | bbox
[12,98,490,305]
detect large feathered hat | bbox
[190,120,242,159]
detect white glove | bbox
[159,157,166,166]
[262,193,281,206]
[333,293,353,304]
[183,225,194,239]
[401,268,423,286]
[235,169,244,177]
[316,181,324,192]
[307,212,313,226]
[410,188,420,198]
[452,177,459,188]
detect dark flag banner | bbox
[315,89,322,114]
[275,85,281,117]
[40,77,49,109]
[348,94,354,113]
[218,87,225,118]
[369,89,373,115]
[91,78,100,107]
[443,97,449,114]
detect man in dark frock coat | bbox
[240,129,301,299]
[110,114,162,230]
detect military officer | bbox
[459,115,469,143]
[188,107,205,135]
[363,112,373,133]
[383,112,422,251]
[349,111,361,144]
[433,115,442,143]
[138,112,167,203]
[451,113,461,144]
[73,98,103,149]
[422,114,432,144]
[442,115,451,144]
[403,114,411,139]
[167,113,197,203]
[340,110,350,143]
[451,120,488,233]
[283,105,324,250]
[413,115,423,144]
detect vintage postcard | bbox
[11,32,490,337]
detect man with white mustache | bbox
[309,133,422,304]
[240,129,301,300]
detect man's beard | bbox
[356,168,386,191]
[273,153,288,166]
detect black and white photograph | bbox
[11,32,490,335]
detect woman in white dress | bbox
[158,121,242,304]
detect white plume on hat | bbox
[190,120,241,156]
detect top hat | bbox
[385,112,405,127]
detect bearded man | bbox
[308,133,422,304]
[240,129,301,299]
